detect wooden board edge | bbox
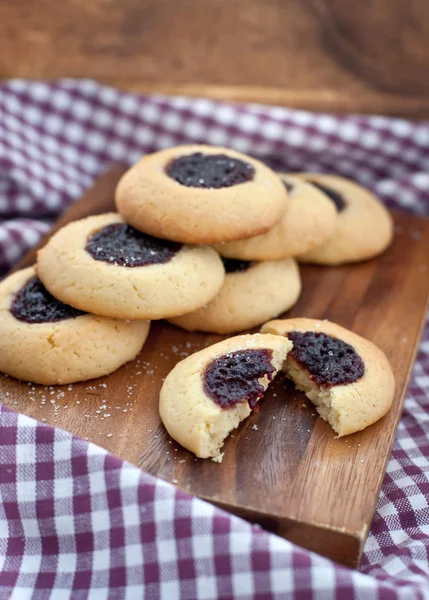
[354,287,429,561]
[211,499,363,568]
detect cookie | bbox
[295,174,394,265]
[169,257,301,334]
[115,145,288,244]
[159,333,292,460]
[37,213,225,320]
[0,267,150,385]
[215,175,337,260]
[261,318,395,436]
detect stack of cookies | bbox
[0,144,394,385]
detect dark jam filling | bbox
[309,181,346,212]
[10,277,85,324]
[222,258,253,274]
[284,181,294,194]
[203,349,275,410]
[288,331,364,387]
[165,152,255,189]
[85,223,182,267]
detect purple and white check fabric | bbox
[0,80,428,599]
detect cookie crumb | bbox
[252,424,258,430]
[212,453,224,464]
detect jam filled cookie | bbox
[169,257,301,334]
[215,175,337,261]
[37,213,225,320]
[159,333,292,460]
[295,174,394,265]
[261,318,395,436]
[115,145,288,244]
[0,267,150,385]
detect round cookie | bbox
[261,317,395,437]
[295,174,394,265]
[115,145,288,244]
[215,175,337,260]
[169,257,301,334]
[159,333,292,460]
[37,213,225,320]
[0,267,150,385]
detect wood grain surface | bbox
[2,167,429,568]
[1,0,429,117]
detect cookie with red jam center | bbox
[115,144,288,244]
[0,267,150,385]
[296,174,394,265]
[215,174,337,261]
[159,333,292,460]
[261,318,395,437]
[169,258,301,334]
[37,213,225,320]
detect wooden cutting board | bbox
[2,166,429,568]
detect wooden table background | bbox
[1,0,429,118]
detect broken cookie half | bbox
[159,333,292,460]
[261,317,395,437]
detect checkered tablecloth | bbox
[0,80,428,599]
